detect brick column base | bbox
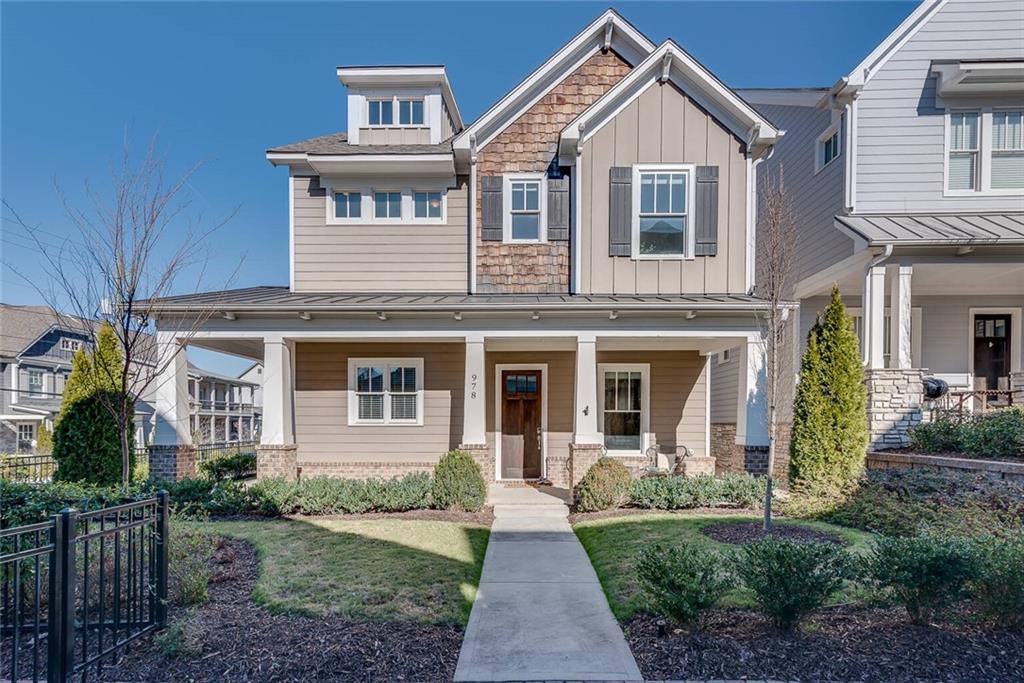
[257,444,298,482]
[458,444,493,484]
[676,455,717,477]
[568,443,605,496]
[743,445,770,475]
[546,454,571,489]
[148,445,197,482]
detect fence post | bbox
[154,490,170,628]
[47,507,77,683]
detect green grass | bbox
[573,513,874,619]
[184,518,490,625]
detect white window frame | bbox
[502,173,547,243]
[944,107,1024,197]
[630,163,696,261]
[367,96,426,129]
[597,363,651,456]
[716,348,733,365]
[373,190,404,220]
[413,190,445,221]
[991,108,1024,191]
[27,369,44,398]
[325,184,446,225]
[60,338,82,352]
[814,123,841,174]
[347,357,424,427]
[397,98,426,126]
[17,423,36,451]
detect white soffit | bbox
[267,153,456,177]
[932,61,1024,97]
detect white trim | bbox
[324,184,448,226]
[469,159,478,293]
[630,163,696,260]
[596,362,650,456]
[572,154,582,294]
[288,175,295,291]
[848,306,924,369]
[943,107,1024,197]
[494,363,549,481]
[337,65,463,131]
[716,348,732,365]
[365,95,427,128]
[967,308,1022,376]
[814,120,841,174]
[502,173,547,243]
[346,357,425,427]
[703,354,711,457]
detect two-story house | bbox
[737,0,1023,450]
[146,10,788,487]
[187,363,262,445]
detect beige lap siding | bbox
[293,342,464,466]
[597,350,709,457]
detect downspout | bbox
[745,134,774,295]
[468,134,478,294]
[862,244,893,365]
[572,124,585,295]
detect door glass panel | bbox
[976,320,985,337]
[994,319,1006,337]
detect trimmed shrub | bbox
[629,473,766,510]
[168,523,218,606]
[789,285,868,488]
[637,543,733,625]
[53,391,134,486]
[576,457,632,512]
[431,450,486,512]
[734,537,852,629]
[970,533,1024,628]
[909,416,963,453]
[865,533,981,624]
[962,408,1024,458]
[1,479,140,527]
[251,473,433,516]
[198,452,257,481]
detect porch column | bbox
[735,335,769,474]
[257,336,297,481]
[150,331,196,480]
[865,264,886,369]
[888,264,913,369]
[573,334,601,444]
[462,334,486,445]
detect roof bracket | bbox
[603,17,614,53]
[659,52,673,84]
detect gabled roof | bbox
[451,9,657,161]
[188,361,259,386]
[0,304,91,360]
[560,40,784,160]
[835,213,1024,246]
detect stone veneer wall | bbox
[864,369,925,450]
[475,49,632,293]
[1012,372,1024,405]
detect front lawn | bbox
[188,517,490,625]
[574,513,873,619]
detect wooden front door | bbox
[501,370,542,479]
[974,314,1011,390]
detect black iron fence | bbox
[0,453,58,483]
[1,493,169,682]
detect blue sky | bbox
[1,0,916,374]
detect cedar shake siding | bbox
[475,50,633,294]
[581,81,748,295]
[292,176,469,293]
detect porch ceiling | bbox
[830,261,1024,297]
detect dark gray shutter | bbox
[608,167,632,256]
[547,176,570,241]
[480,176,503,241]
[694,165,719,257]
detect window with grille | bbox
[349,359,423,425]
[17,423,35,451]
[949,112,980,191]
[28,370,44,398]
[992,110,1024,189]
[599,365,648,453]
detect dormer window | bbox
[367,97,425,127]
[398,99,425,125]
[368,99,394,126]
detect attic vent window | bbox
[60,338,82,352]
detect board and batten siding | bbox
[755,103,852,282]
[291,176,468,293]
[855,0,1024,213]
[357,127,432,145]
[710,352,739,424]
[580,81,748,295]
[293,342,464,463]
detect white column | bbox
[865,265,886,369]
[573,334,602,444]
[735,336,769,447]
[261,337,295,445]
[462,334,486,445]
[153,331,191,446]
[889,264,913,369]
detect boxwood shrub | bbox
[909,408,1024,459]
[576,457,632,512]
[630,473,766,510]
[431,450,487,512]
[252,473,433,515]
[637,542,733,624]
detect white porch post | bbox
[865,264,886,369]
[735,336,769,448]
[260,337,295,445]
[153,331,191,446]
[462,334,486,445]
[889,264,913,369]
[573,334,602,444]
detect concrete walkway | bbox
[454,486,642,682]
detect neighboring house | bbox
[187,363,262,445]
[146,10,789,486]
[735,0,1024,450]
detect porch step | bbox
[493,503,570,519]
[487,483,569,507]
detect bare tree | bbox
[754,166,796,529]
[4,137,238,487]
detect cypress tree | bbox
[789,285,868,487]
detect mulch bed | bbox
[568,506,757,524]
[626,608,1024,683]
[701,520,846,546]
[99,539,466,682]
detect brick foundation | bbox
[546,454,571,489]
[257,444,298,481]
[148,445,196,482]
[295,460,433,480]
[865,369,925,450]
[676,455,717,477]
[458,444,494,484]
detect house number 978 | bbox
[470,373,478,399]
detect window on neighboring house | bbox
[60,338,82,352]
[334,191,361,219]
[374,191,402,219]
[822,131,840,167]
[368,99,393,126]
[398,99,424,125]
[17,423,35,452]
[414,191,442,219]
[717,348,733,365]
[27,370,44,398]
[637,170,688,256]
[509,180,541,241]
[599,365,648,453]
[948,112,980,190]
[992,110,1024,189]
[349,358,423,425]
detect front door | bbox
[974,314,1011,390]
[501,370,542,479]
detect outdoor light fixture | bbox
[531,311,540,320]
[608,310,619,320]
[376,311,388,321]
[453,311,463,321]
[221,311,236,321]
[684,310,697,320]
[298,312,312,321]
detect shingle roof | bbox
[146,286,780,313]
[835,213,1024,245]
[267,132,453,156]
[0,304,85,359]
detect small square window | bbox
[374,192,402,219]
[398,99,424,125]
[414,191,442,219]
[334,191,361,219]
[60,338,82,352]
[368,99,393,126]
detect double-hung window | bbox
[374,191,402,219]
[333,191,361,219]
[398,98,424,125]
[992,110,1024,189]
[948,112,980,191]
[27,370,44,398]
[368,99,394,126]
[508,178,542,241]
[598,364,649,453]
[822,131,840,167]
[349,358,423,425]
[414,191,442,219]
[635,168,690,257]
[17,423,35,452]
